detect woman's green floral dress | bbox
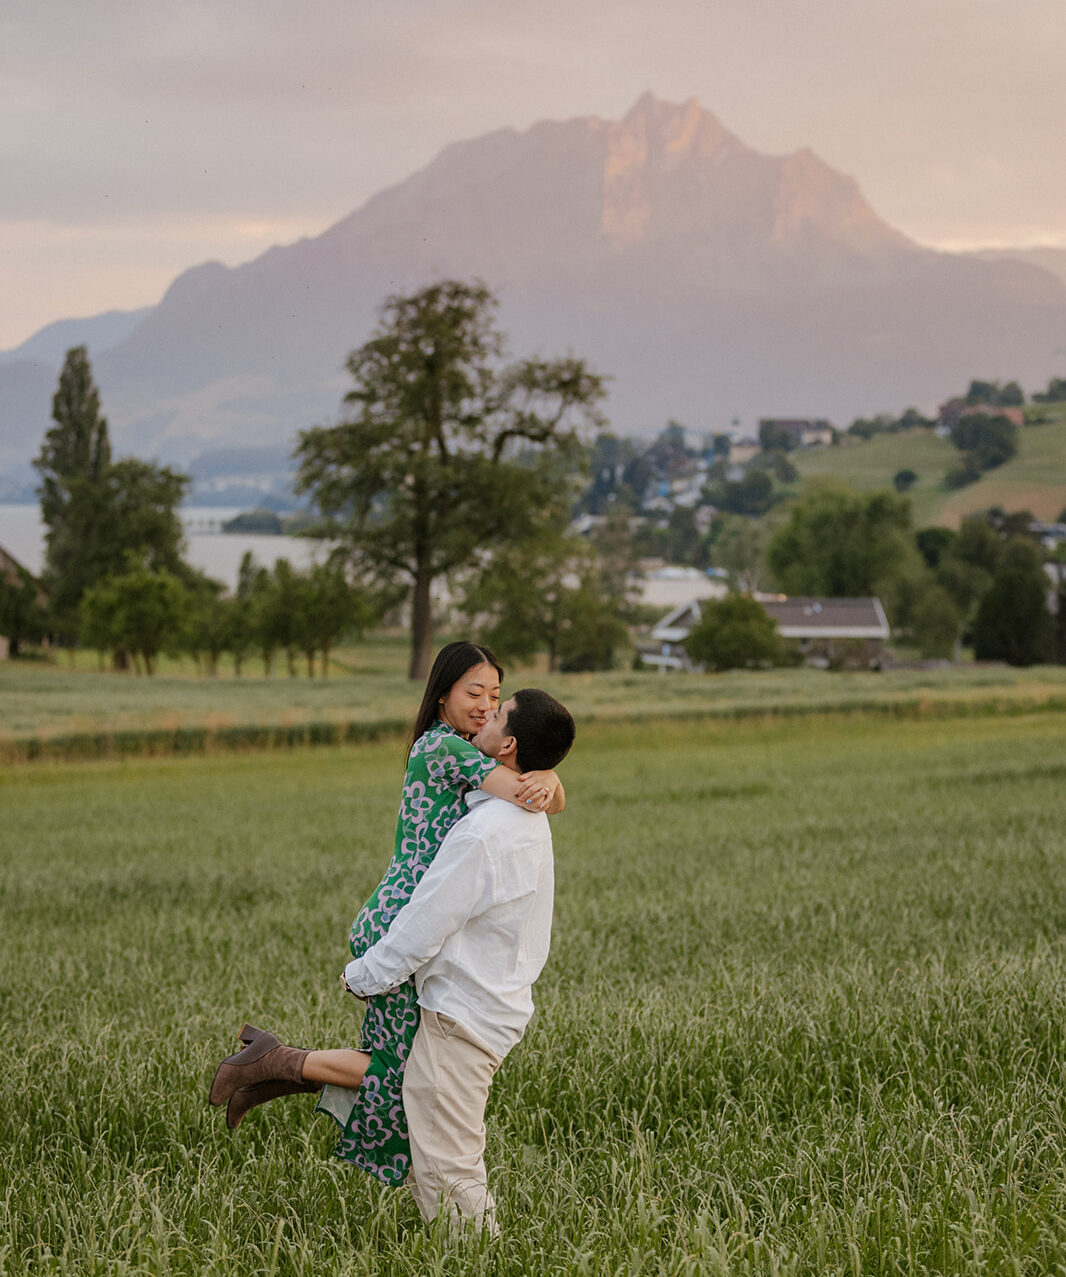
[316,722,498,1184]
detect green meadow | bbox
[791,409,1066,528]
[4,706,1066,1274]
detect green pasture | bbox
[4,710,1066,1273]
[6,649,1066,760]
[791,416,1066,527]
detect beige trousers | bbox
[402,1007,505,1235]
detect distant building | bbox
[936,399,1024,434]
[0,542,47,661]
[728,438,761,465]
[641,594,891,671]
[759,418,835,449]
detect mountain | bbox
[973,247,1066,288]
[3,93,1065,477]
[0,307,153,370]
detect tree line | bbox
[8,282,1066,677]
[11,283,630,677]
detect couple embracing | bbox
[209,642,575,1235]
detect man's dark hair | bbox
[505,688,575,772]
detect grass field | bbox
[791,411,1066,528]
[6,646,1066,756]
[5,710,1066,1273]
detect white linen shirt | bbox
[343,789,555,1058]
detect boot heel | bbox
[209,1025,282,1106]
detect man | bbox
[340,687,575,1235]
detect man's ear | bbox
[498,734,518,764]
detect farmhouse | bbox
[0,542,46,660]
[642,594,891,671]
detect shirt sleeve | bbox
[424,731,498,795]
[344,823,495,997]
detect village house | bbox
[935,399,1025,435]
[641,594,891,671]
[759,418,836,449]
[727,437,762,465]
[0,543,46,660]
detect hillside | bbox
[791,405,1066,527]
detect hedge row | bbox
[3,716,409,764]
[4,692,1066,764]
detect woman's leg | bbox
[302,1048,371,1089]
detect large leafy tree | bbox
[463,529,627,672]
[79,564,190,675]
[766,487,921,614]
[295,280,607,678]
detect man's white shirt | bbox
[343,790,554,1058]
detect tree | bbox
[944,452,982,490]
[0,565,47,657]
[297,560,376,677]
[896,407,934,431]
[915,526,955,569]
[950,413,1017,471]
[227,552,260,676]
[893,468,918,493]
[34,347,113,642]
[589,508,643,617]
[183,582,230,676]
[709,468,775,516]
[683,594,784,671]
[712,515,766,593]
[972,538,1054,666]
[1033,377,1066,404]
[751,449,798,484]
[911,582,961,659]
[295,280,606,679]
[35,347,194,650]
[556,582,629,672]
[766,487,919,607]
[935,516,1000,617]
[759,421,798,451]
[79,564,189,674]
[960,379,1024,409]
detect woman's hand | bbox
[515,769,559,812]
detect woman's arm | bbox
[481,766,565,813]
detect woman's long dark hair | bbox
[409,641,504,754]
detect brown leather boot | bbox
[209,1023,312,1108]
[225,1076,322,1129]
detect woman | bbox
[210,641,563,1185]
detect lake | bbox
[0,504,726,606]
[0,504,326,591]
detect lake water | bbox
[0,504,326,591]
[0,505,726,607]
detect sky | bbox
[3,0,1066,351]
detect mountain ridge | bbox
[2,93,1064,476]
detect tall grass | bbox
[3,713,1066,1272]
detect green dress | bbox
[316,721,498,1184]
